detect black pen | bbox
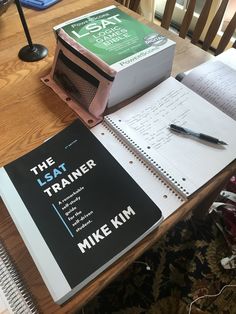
[169,124,227,145]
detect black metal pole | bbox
[15,0,34,50]
[14,0,48,62]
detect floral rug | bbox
[81,209,236,314]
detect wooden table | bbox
[0,1,235,313]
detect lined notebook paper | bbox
[92,77,236,215]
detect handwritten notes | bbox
[105,77,236,195]
[121,87,191,150]
[182,61,236,121]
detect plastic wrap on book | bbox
[42,29,116,127]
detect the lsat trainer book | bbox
[0,119,163,305]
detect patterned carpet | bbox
[81,210,236,314]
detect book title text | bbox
[30,157,96,197]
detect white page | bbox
[215,48,236,70]
[105,77,236,196]
[92,123,184,219]
[181,58,236,120]
[0,290,11,314]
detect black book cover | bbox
[3,119,162,294]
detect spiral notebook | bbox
[91,77,236,219]
[0,240,38,314]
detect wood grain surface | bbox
[0,1,235,313]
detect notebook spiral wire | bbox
[0,241,39,314]
[103,117,187,200]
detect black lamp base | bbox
[18,44,48,62]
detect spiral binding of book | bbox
[0,240,39,314]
